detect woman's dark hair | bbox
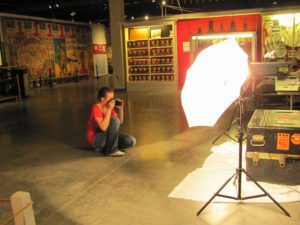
[97,87,113,100]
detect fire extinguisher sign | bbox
[277,133,290,151]
[291,133,300,145]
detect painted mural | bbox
[2,17,93,80]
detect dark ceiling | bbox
[0,0,299,24]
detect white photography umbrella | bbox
[181,38,290,217]
[181,39,249,127]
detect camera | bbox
[115,99,123,106]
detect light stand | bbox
[212,81,251,144]
[197,95,290,217]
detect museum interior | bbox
[0,0,300,225]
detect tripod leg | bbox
[242,169,291,217]
[197,172,237,216]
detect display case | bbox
[0,67,24,102]
[124,22,177,91]
[190,32,257,65]
[263,13,300,64]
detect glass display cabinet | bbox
[190,32,257,65]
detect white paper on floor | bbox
[169,141,300,203]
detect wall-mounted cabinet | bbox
[124,22,177,91]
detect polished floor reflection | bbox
[0,78,299,225]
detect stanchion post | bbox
[48,69,53,87]
[96,65,99,79]
[74,68,79,83]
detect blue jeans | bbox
[94,117,136,155]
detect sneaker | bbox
[108,150,125,157]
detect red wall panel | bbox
[176,14,262,89]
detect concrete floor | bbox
[0,78,299,225]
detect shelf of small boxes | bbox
[127,38,175,82]
[127,40,149,82]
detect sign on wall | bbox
[93,44,107,54]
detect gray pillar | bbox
[109,0,125,90]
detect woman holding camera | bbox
[87,87,136,157]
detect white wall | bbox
[91,24,108,77]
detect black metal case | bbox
[247,110,300,154]
[246,109,300,185]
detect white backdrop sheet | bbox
[169,142,300,203]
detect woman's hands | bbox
[115,99,124,124]
[107,99,115,110]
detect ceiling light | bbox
[162,1,166,5]
[273,1,277,4]
[56,3,59,7]
[48,5,52,9]
[145,15,149,20]
[131,16,135,20]
[152,0,156,2]
[273,14,294,27]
